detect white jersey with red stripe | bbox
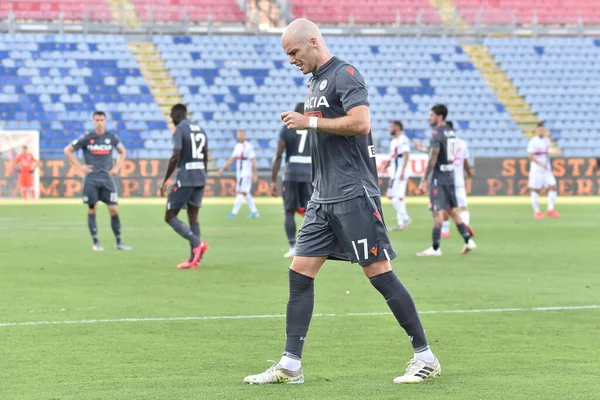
[232,140,256,178]
[388,134,411,180]
[527,136,551,174]
[452,137,469,188]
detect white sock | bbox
[232,194,244,215]
[530,191,540,213]
[441,220,450,234]
[548,190,557,211]
[245,193,258,213]
[390,197,403,225]
[279,355,301,371]
[461,210,470,226]
[399,198,409,222]
[415,347,435,363]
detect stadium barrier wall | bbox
[1,157,598,198]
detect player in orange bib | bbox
[14,145,40,201]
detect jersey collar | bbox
[313,56,338,78]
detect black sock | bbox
[285,212,296,247]
[370,271,428,351]
[284,269,314,360]
[190,222,200,260]
[456,223,471,243]
[111,215,122,244]
[432,227,441,251]
[168,217,200,248]
[88,214,98,244]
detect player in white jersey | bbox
[441,121,473,237]
[528,122,559,219]
[218,129,260,218]
[380,121,411,230]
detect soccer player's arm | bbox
[110,136,126,176]
[420,134,441,190]
[380,141,394,172]
[13,154,22,174]
[218,147,237,176]
[202,131,209,172]
[464,144,473,177]
[270,127,286,196]
[400,140,410,180]
[161,127,182,196]
[249,145,258,184]
[64,136,91,174]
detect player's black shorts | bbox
[83,177,118,206]
[282,180,313,211]
[167,185,205,210]
[295,194,397,267]
[429,178,457,212]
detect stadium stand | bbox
[290,0,442,24]
[454,0,600,25]
[486,38,600,157]
[156,35,523,167]
[0,0,112,21]
[0,34,165,159]
[131,0,245,23]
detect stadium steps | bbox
[429,0,469,29]
[128,42,184,128]
[463,44,561,154]
[106,0,142,27]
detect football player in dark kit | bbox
[271,102,313,259]
[416,104,476,257]
[160,104,209,269]
[64,111,131,252]
[244,18,440,386]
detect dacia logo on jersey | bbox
[87,144,112,155]
[305,96,330,109]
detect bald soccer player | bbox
[243,18,440,386]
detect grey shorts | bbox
[295,194,397,267]
[83,177,118,205]
[282,181,313,211]
[167,185,205,210]
[429,179,457,212]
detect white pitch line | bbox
[1,305,599,328]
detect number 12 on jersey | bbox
[190,132,206,160]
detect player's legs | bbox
[240,177,259,218]
[284,211,296,257]
[282,181,300,257]
[418,210,444,256]
[441,211,451,238]
[187,205,200,261]
[99,180,129,250]
[455,187,470,226]
[20,188,28,201]
[546,173,559,217]
[165,187,203,266]
[448,208,476,253]
[87,203,102,251]
[28,188,36,201]
[528,172,546,218]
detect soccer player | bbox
[64,111,131,251]
[271,102,313,259]
[528,122,559,219]
[417,105,476,257]
[160,104,209,269]
[244,18,440,386]
[13,145,40,201]
[217,129,259,219]
[441,121,473,238]
[379,120,411,231]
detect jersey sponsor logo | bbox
[368,145,376,158]
[87,144,112,155]
[346,66,355,76]
[305,96,330,109]
[319,79,328,91]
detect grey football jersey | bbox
[430,124,456,185]
[304,57,379,203]
[172,119,207,187]
[279,124,312,183]
[71,131,120,180]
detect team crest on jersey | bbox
[319,79,328,91]
[105,138,110,144]
[90,139,95,144]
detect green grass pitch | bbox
[1,200,599,399]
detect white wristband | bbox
[309,116,318,130]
